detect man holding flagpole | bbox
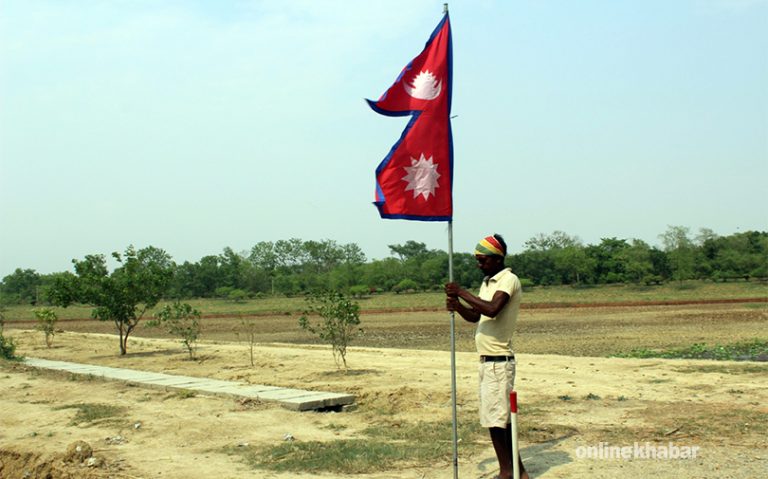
[445,234,528,479]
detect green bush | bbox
[299,291,361,369]
[34,307,58,348]
[228,289,249,302]
[215,286,234,298]
[348,285,370,298]
[392,278,419,294]
[147,302,202,359]
[0,314,18,360]
[643,274,664,285]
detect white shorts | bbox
[478,359,516,428]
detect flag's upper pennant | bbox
[367,13,453,221]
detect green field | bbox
[3,279,766,321]
[4,280,766,358]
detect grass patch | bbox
[578,401,767,445]
[519,423,580,443]
[644,403,768,443]
[67,373,96,382]
[164,389,197,400]
[53,402,127,426]
[744,303,768,309]
[647,378,672,384]
[2,280,765,321]
[614,339,768,361]
[322,423,348,432]
[224,420,485,474]
[672,363,768,375]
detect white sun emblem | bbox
[402,154,441,200]
[403,70,442,100]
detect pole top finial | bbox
[443,3,448,14]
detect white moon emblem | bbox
[403,70,442,100]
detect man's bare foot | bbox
[494,471,529,479]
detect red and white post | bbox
[510,391,520,479]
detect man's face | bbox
[475,254,503,276]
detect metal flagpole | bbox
[443,4,458,478]
[448,219,459,479]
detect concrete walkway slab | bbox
[23,357,355,411]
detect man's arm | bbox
[445,282,510,320]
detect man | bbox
[445,234,528,479]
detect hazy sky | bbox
[1,0,766,277]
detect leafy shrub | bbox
[147,302,202,359]
[215,286,234,298]
[228,289,249,302]
[348,285,369,298]
[34,307,58,347]
[392,278,419,294]
[519,278,535,290]
[299,291,361,369]
[0,313,18,360]
[643,274,664,285]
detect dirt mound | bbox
[0,441,105,479]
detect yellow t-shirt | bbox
[475,268,522,356]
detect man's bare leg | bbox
[489,426,528,479]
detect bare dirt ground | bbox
[2,305,767,478]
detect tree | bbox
[388,240,431,261]
[524,231,581,251]
[248,238,367,296]
[0,268,42,304]
[453,253,485,289]
[619,240,654,284]
[50,245,173,355]
[511,250,556,285]
[553,246,595,284]
[147,302,201,359]
[228,289,249,302]
[348,284,370,298]
[219,247,247,289]
[360,258,403,292]
[33,308,58,348]
[587,238,630,284]
[392,278,420,293]
[660,226,695,284]
[420,253,449,289]
[518,232,585,285]
[239,316,258,367]
[298,291,361,369]
[195,255,226,297]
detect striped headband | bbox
[475,235,505,257]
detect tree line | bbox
[2,227,766,305]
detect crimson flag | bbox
[368,13,452,221]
